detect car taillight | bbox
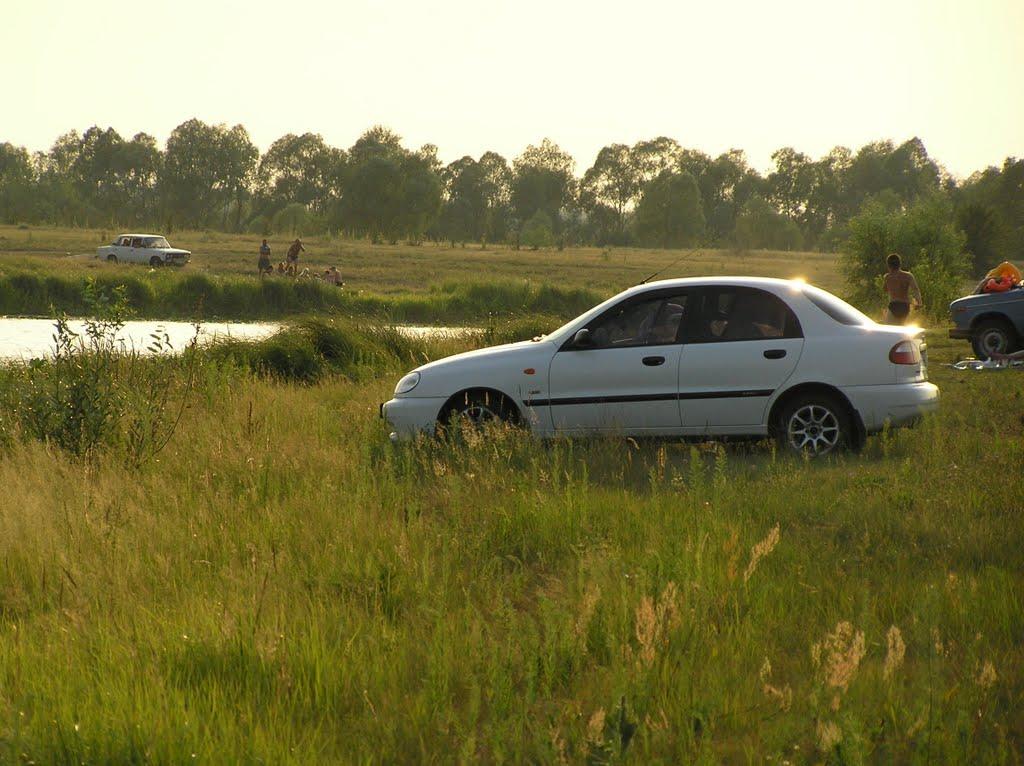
[889,340,921,365]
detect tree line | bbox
[0,120,1021,267]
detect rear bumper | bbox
[948,327,971,339]
[380,397,446,441]
[840,382,939,432]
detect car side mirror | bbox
[572,328,592,348]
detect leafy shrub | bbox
[842,194,968,318]
[4,281,196,464]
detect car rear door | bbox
[546,289,690,434]
[678,286,804,430]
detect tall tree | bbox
[0,143,37,223]
[580,144,639,244]
[160,119,257,229]
[511,139,576,236]
[257,133,345,216]
[633,170,705,248]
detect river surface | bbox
[0,318,472,360]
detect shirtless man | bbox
[286,238,304,267]
[882,253,922,325]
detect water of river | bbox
[0,318,472,360]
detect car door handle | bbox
[763,349,787,359]
[642,356,666,366]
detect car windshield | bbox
[142,237,170,248]
[803,285,871,326]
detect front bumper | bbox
[380,396,446,441]
[841,382,939,432]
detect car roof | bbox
[627,276,806,294]
[118,233,165,238]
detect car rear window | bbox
[803,286,871,326]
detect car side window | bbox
[584,293,688,349]
[131,237,143,248]
[690,287,802,342]
[119,237,129,246]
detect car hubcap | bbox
[982,330,1007,354]
[787,404,840,455]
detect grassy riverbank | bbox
[0,224,840,321]
[0,319,1020,762]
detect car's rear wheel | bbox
[149,256,164,267]
[971,318,1017,359]
[439,389,520,435]
[106,254,117,263]
[775,393,851,457]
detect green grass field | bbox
[0,313,1021,762]
[0,225,844,322]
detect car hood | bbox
[157,248,191,255]
[415,338,554,374]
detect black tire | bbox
[106,254,117,263]
[438,390,520,434]
[149,256,164,267]
[971,318,1018,360]
[774,393,852,457]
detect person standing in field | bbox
[258,238,272,276]
[286,238,304,269]
[883,253,922,324]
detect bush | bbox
[842,194,968,318]
[520,211,554,250]
[2,281,195,464]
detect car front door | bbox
[128,236,145,263]
[678,286,804,431]
[546,289,689,434]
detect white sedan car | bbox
[382,277,939,454]
[97,234,191,266]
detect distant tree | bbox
[634,171,705,248]
[336,128,442,243]
[257,133,345,216]
[160,119,257,229]
[511,139,575,235]
[733,196,804,251]
[580,144,639,244]
[0,143,38,223]
[956,201,1005,274]
[956,158,1024,263]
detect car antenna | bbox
[637,246,703,285]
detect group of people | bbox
[256,238,344,286]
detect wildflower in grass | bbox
[977,660,997,688]
[574,583,601,646]
[759,657,793,710]
[634,582,681,668]
[816,720,842,751]
[812,621,866,691]
[883,625,906,680]
[587,708,606,743]
[743,524,780,583]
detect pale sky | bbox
[3,0,1022,178]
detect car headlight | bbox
[394,372,421,395]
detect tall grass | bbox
[0,270,603,323]
[0,327,1020,761]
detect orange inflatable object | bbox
[983,276,1014,293]
[985,261,1022,284]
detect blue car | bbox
[949,286,1024,358]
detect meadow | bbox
[0,313,1021,763]
[0,225,842,322]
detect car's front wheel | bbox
[971,318,1018,359]
[438,389,520,434]
[775,393,851,457]
[149,256,164,267]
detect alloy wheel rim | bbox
[458,403,498,425]
[787,404,840,455]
